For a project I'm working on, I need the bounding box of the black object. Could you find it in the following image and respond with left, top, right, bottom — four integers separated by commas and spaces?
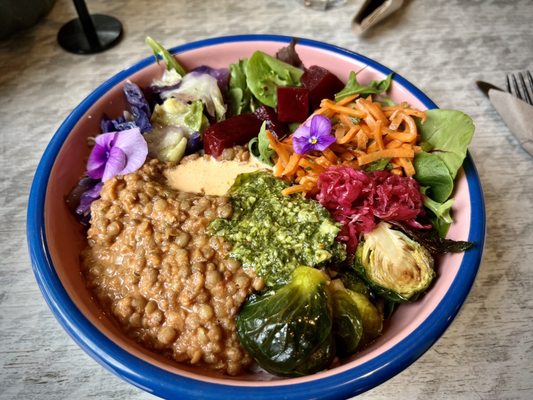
475, 80, 503, 98
57, 0, 122, 54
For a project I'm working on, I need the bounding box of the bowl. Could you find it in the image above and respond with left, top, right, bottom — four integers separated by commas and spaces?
27, 34, 485, 399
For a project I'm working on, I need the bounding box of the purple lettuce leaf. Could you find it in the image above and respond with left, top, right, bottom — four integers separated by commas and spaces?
101, 114, 137, 133
185, 131, 202, 155
124, 81, 152, 133
65, 176, 102, 226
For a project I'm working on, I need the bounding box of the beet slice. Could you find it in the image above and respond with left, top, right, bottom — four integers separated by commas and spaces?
203, 113, 262, 158
301, 66, 345, 110
276, 86, 309, 123
254, 105, 290, 140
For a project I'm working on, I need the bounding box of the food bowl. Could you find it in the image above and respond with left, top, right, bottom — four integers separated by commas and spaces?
27, 34, 485, 399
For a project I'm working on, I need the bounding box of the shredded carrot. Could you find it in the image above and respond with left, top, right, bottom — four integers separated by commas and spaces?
337, 125, 359, 145
335, 94, 359, 106
282, 153, 302, 176
373, 120, 384, 150
398, 157, 416, 176
358, 148, 415, 165
266, 95, 426, 195
321, 101, 366, 118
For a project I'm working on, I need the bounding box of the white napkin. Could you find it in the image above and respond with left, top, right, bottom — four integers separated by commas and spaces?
352, 0, 404, 34
489, 89, 533, 156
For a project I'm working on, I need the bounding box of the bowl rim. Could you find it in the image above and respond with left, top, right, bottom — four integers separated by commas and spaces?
27, 34, 486, 400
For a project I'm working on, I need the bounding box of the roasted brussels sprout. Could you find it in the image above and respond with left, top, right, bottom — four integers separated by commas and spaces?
354, 222, 435, 302
330, 288, 363, 356
340, 269, 372, 297
330, 280, 383, 355
236, 266, 334, 377
346, 290, 383, 346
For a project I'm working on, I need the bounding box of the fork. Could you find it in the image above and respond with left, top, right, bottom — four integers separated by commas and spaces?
506, 71, 533, 105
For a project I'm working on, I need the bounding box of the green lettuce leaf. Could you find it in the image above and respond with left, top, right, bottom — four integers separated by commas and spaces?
423, 193, 454, 237
335, 72, 393, 101
414, 151, 454, 203
151, 98, 207, 134
417, 109, 475, 179
228, 59, 253, 116
248, 121, 275, 166
145, 36, 187, 76
244, 51, 304, 108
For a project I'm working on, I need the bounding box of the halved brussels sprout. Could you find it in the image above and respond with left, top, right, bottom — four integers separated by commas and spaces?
236, 266, 334, 377
355, 222, 435, 302
331, 288, 363, 357
346, 290, 383, 346
330, 280, 383, 355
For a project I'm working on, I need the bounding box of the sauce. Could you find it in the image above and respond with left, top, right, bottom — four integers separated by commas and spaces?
210, 171, 346, 286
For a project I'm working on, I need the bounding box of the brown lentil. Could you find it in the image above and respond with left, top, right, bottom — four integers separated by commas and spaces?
81, 159, 259, 375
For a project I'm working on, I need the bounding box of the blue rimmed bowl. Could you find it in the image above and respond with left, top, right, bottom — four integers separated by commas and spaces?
27, 34, 485, 399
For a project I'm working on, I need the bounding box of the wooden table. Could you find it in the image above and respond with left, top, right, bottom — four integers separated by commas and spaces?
1, 0, 532, 398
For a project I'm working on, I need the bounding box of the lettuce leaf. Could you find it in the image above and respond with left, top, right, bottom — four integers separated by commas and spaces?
335, 72, 392, 101
145, 36, 187, 76
151, 98, 207, 134
416, 109, 475, 179
414, 151, 454, 203
248, 121, 275, 166
143, 125, 187, 163
228, 59, 253, 116
422, 190, 454, 237
244, 51, 304, 108
160, 72, 226, 121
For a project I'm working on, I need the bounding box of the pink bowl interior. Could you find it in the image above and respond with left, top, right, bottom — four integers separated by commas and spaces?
44, 40, 471, 386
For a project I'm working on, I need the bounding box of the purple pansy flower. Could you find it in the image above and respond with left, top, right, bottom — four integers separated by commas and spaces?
87, 127, 148, 182
292, 114, 335, 155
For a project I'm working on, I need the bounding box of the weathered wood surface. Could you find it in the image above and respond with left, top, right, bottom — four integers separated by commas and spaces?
1, 0, 532, 398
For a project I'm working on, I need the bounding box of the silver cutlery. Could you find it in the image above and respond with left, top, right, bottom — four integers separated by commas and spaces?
506, 71, 533, 105
476, 71, 533, 157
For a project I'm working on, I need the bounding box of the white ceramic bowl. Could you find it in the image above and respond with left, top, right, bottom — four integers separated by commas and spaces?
27, 34, 485, 399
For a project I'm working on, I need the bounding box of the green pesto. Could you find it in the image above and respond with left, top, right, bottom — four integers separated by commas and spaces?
210, 171, 346, 286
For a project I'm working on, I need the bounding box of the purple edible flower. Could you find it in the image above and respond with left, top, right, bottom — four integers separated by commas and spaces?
87, 127, 148, 182
292, 114, 335, 155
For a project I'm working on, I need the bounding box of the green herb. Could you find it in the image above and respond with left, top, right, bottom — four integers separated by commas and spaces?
335, 71, 393, 101
248, 122, 275, 166
364, 158, 391, 172
210, 171, 346, 286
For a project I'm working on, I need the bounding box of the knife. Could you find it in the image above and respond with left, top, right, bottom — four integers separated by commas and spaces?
476, 80, 503, 97
477, 80, 533, 157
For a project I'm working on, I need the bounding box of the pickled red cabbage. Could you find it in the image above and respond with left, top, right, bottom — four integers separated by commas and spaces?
316, 166, 427, 252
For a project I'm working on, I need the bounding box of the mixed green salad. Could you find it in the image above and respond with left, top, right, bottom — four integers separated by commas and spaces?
67, 37, 475, 377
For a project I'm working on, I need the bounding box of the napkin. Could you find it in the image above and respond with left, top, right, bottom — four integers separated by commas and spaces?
352, 0, 404, 34
489, 89, 533, 156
